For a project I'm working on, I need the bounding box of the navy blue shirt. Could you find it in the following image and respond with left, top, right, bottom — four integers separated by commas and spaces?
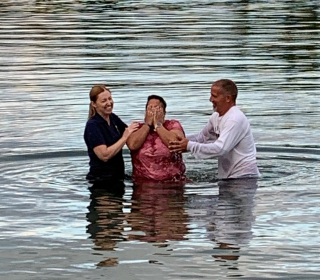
84, 113, 127, 181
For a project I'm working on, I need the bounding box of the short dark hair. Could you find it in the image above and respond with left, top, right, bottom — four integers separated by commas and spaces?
213, 79, 238, 101
146, 95, 167, 110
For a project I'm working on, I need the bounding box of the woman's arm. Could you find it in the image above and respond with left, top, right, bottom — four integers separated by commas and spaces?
94, 122, 139, 161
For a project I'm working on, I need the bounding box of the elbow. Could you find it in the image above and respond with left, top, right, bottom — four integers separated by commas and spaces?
127, 143, 139, 152
93, 145, 114, 162
214, 146, 227, 157
191, 145, 226, 159
95, 151, 112, 162
128, 147, 139, 152
127, 139, 143, 152
99, 154, 111, 162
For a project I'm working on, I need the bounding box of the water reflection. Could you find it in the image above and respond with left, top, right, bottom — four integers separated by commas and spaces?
1, 0, 320, 277
187, 178, 257, 271
86, 178, 257, 270
211, 179, 257, 265
86, 180, 126, 267
86, 180, 188, 267
127, 181, 188, 243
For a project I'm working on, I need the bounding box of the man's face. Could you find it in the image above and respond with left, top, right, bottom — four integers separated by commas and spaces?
210, 85, 229, 116
146, 99, 165, 114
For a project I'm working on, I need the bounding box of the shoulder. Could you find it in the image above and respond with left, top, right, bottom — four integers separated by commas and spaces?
225, 106, 247, 121
85, 115, 101, 128
85, 114, 107, 135
221, 107, 251, 134
164, 119, 184, 132
165, 119, 182, 127
84, 116, 104, 141
166, 119, 182, 125
111, 113, 121, 122
111, 113, 127, 127
232, 106, 246, 115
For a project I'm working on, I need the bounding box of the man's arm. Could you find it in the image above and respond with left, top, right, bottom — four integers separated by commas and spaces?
126, 123, 151, 151
127, 109, 154, 151
168, 115, 217, 153
153, 110, 185, 147
187, 120, 218, 143
186, 120, 243, 159
155, 125, 185, 147
170, 120, 243, 157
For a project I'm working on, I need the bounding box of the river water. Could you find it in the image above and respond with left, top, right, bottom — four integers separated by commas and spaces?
0, 1, 320, 279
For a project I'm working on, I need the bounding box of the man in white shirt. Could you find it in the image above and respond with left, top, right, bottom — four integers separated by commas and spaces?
169, 79, 260, 179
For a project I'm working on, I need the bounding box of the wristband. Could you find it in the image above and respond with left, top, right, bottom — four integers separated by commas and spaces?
155, 122, 162, 129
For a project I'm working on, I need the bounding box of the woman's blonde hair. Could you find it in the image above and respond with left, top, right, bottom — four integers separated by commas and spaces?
88, 84, 111, 119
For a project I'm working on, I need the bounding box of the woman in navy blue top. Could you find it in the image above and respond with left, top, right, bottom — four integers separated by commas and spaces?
84, 85, 139, 182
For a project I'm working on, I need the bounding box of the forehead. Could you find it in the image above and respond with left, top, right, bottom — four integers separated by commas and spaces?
211, 85, 223, 95
97, 90, 112, 100
147, 99, 163, 107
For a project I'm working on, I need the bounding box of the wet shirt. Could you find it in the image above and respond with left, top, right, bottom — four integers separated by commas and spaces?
187, 106, 260, 179
84, 113, 127, 181
131, 120, 186, 182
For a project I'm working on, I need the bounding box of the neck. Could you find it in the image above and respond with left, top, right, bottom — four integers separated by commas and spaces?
218, 103, 235, 116
98, 112, 110, 124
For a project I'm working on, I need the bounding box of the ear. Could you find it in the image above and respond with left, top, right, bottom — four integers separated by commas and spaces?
91, 101, 96, 108
226, 95, 232, 103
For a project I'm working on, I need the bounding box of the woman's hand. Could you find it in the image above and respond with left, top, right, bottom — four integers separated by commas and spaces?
123, 122, 140, 139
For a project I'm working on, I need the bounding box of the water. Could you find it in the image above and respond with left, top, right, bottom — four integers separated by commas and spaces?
1, 1, 320, 279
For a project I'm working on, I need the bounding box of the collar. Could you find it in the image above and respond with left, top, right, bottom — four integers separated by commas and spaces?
93, 113, 114, 124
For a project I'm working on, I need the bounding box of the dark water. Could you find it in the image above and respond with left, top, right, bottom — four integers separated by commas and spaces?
0, 1, 320, 279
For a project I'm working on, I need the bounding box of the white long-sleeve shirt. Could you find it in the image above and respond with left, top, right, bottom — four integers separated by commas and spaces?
187, 106, 260, 179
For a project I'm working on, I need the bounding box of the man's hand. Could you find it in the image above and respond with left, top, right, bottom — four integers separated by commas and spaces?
144, 109, 154, 126
152, 107, 165, 126
169, 136, 189, 153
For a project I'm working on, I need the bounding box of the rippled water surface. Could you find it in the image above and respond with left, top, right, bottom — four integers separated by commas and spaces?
1, 1, 320, 279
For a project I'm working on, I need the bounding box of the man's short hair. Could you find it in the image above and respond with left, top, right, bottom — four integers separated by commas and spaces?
146, 95, 167, 110
213, 79, 238, 101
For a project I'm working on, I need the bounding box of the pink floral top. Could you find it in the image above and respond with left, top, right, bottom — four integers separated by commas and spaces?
131, 120, 186, 182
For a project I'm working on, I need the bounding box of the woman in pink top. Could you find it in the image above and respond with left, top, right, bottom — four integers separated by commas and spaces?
127, 95, 186, 183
